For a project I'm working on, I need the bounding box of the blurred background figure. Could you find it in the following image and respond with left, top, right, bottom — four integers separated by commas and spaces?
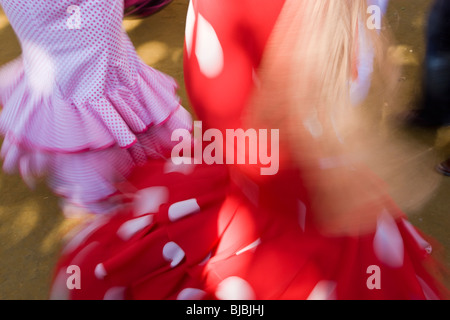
0, 0, 191, 216
403, 0, 450, 176
406, 0, 450, 128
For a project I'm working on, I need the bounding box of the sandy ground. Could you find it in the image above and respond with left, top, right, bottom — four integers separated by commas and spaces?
0, 0, 449, 299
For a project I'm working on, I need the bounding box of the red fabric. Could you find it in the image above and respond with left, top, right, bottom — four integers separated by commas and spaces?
184, 0, 285, 133
51, 159, 449, 300
50, 0, 449, 300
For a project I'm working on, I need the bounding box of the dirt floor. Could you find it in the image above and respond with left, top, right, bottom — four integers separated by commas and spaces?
0, 0, 449, 299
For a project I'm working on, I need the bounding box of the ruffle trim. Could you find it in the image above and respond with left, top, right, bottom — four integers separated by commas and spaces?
0, 58, 186, 153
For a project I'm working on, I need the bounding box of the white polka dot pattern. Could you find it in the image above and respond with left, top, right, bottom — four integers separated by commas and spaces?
194, 14, 224, 78
94, 263, 108, 280
177, 288, 207, 300
307, 280, 337, 300
373, 210, 405, 268
168, 198, 200, 222
103, 287, 126, 300
45, 0, 448, 301
0, 0, 193, 212
297, 200, 307, 231
216, 277, 256, 300
116, 214, 154, 241
134, 186, 169, 216
163, 241, 185, 268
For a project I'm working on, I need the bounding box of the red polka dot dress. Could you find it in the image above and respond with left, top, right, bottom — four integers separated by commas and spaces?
50, 0, 449, 300
0, 0, 192, 213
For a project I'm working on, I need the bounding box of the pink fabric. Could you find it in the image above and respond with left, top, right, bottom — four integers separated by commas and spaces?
124, 0, 173, 18
0, 0, 192, 212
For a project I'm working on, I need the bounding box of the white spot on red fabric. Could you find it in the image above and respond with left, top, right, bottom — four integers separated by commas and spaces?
185, 0, 196, 58
307, 280, 337, 300
177, 288, 207, 300
168, 198, 200, 222
116, 214, 154, 241
134, 186, 169, 216
104, 287, 126, 300
163, 241, 185, 267
216, 277, 256, 300
236, 238, 261, 256
195, 14, 224, 78
62, 217, 108, 254
373, 210, 405, 268
94, 263, 107, 280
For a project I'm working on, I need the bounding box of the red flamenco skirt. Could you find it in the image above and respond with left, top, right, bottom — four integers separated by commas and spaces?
50, 159, 449, 300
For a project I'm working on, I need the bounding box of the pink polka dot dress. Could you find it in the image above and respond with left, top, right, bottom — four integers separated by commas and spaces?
0, 0, 192, 212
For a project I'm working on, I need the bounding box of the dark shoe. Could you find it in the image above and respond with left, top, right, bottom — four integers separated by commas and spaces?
436, 159, 450, 177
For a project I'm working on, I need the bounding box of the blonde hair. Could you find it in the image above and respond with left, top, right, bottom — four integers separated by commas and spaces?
246, 0, 392, 158
244, 0, 441, 234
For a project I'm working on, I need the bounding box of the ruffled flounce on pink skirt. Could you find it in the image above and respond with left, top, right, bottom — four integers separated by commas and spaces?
0, 58, 193, 213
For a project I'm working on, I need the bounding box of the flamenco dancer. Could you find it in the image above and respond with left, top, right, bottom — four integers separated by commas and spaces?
50, 0, 449, 300
0, 0, 192, 215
